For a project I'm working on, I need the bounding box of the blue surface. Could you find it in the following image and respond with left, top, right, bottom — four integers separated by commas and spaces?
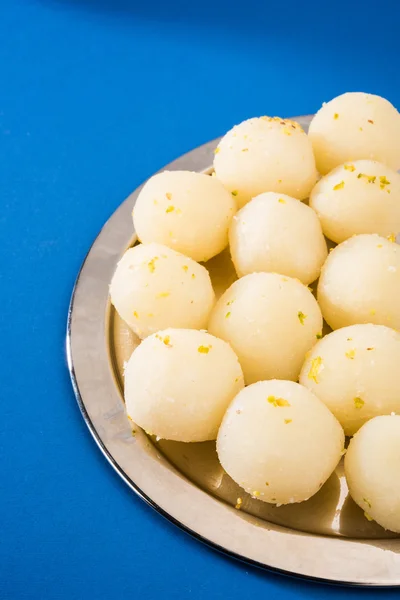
1, 0, 400, 598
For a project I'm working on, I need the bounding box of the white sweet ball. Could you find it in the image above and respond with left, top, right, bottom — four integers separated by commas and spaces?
110, 243, 215, 338
309, 92, 400, 175
217, 380, 344, 505
229, 192, 327, 284
299, 324, 400, 436
124, 329, 244, 442
317, 234, 400, 330
310, 160, 400, 244
213, 117, 317, 208
345, 415, 400, 533
208, 272, 323, 384
133, 170, 236, 262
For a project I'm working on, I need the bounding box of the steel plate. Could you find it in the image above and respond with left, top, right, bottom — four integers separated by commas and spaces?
66, 115, 400, 586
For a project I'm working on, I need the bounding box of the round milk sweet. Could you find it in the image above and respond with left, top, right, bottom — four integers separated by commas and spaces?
299, 324, 400, 435
317, 234, 400, 330
308, 93, 400, 175
309, 160, 400, 243
133, 170, 236, 262
229, 192, 327, 284
208, 272, 323, 384
110, 243, 215, 338
345, 415, 400, 533
124, 328, 244, 442
217, 380, 345, 505
213, 117, 317, 207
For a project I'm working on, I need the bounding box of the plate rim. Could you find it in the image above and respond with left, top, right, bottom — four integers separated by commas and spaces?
66, 116, 400, 587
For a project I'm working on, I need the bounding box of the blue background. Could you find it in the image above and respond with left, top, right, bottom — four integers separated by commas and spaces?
1, 0, 400, 598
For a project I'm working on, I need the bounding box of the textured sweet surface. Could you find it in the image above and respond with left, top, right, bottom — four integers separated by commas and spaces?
345, 416, 400, 533
310, 160, 400, 243
217, 380, 344, 505
214, 117, 317, 207
318, 234, 400, 330
110, 243, 215, 337
300, 324, 400, 435
133, 170, 236, 262
125, 328, 244, 442
309, 93, 400, 174
230, 192, 327, 284
208, 272, 323, 384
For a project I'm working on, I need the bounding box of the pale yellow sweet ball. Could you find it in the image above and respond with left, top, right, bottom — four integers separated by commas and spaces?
124, 328, 244, 442
310, 160, 400, 244
317, 234, 400, 330
299, 324, 400, 436
309, 92, 400, 175
133, 170, 236, 262
213, 117, 317, 208
345, 415, 400, 533
229, 192, 327, 284
110, 243, 215, 338
208, 272, 323, 384
217, 380, 344, 505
